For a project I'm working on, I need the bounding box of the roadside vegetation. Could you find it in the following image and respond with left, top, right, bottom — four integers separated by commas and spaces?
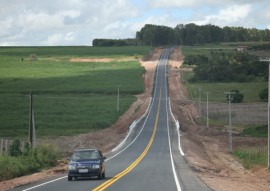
233, 147, 267, 169
181, 43, 268, 102
0, 139, 60, 181
0, 46, 151, 138
181, 43, 269, 168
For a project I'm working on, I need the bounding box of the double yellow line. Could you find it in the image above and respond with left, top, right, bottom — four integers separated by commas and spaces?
92, 90, 162, 191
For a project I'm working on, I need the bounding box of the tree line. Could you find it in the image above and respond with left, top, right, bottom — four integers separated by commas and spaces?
92, 38, 137, 46
92, 23, 270, 46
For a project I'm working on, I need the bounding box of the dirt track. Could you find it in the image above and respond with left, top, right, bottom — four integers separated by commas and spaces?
1, 47, 270, 191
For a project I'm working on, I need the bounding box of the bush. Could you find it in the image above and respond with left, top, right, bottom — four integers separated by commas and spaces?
242, 125, 267, 138
8, 139, 22, 157
226, 90, 244, 103
259, 88, 268, 102
0, 144, 60, 181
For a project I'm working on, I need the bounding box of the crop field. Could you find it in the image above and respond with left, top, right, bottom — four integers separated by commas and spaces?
0, 46, 151, 138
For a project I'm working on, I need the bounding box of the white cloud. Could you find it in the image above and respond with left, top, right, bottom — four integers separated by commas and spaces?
194, 4, 252, 26
0, 0, 269, 46
0, 17, 14, 37
148, 0, 203, 8
15, 10, 81, 31
147, 0, 262, 8
42, 32, 76, 45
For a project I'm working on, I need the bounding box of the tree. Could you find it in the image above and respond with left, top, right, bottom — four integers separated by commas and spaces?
227, 90, 244, 103
8, 139, 22, 157
259, 88, 268, 102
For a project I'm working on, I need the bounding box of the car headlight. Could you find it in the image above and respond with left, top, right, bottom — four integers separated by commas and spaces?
68, 164, 76, 170
92, 164, 100, 169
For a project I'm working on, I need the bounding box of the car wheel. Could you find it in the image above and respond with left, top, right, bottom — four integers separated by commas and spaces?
68, 176, 73, 181
98, 172, 102, 180
102, 171, 105, 179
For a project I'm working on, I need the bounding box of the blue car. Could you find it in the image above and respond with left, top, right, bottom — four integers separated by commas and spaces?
68, 149, 106, 181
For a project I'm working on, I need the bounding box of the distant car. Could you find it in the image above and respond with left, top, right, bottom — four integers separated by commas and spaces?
68, 149, 106, 181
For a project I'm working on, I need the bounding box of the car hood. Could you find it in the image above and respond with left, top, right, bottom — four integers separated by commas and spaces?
69, 159, 100, 165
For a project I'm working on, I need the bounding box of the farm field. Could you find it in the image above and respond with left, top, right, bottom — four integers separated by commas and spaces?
0, 46, 151, 138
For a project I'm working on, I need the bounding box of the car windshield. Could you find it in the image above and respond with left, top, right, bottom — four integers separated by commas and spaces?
71, 150, 101, 161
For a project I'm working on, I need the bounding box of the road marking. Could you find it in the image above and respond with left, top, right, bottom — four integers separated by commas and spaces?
22, 176, 67, 191
92, 90, 162, 191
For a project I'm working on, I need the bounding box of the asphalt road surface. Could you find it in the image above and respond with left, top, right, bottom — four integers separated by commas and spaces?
12, 49, 211, 191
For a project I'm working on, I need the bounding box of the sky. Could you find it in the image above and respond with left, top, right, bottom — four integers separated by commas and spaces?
0, 0, 269, 46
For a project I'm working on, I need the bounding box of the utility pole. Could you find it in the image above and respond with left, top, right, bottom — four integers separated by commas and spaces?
259, 57, 270, 167
29, 92, 33, 148
225, 91, 235, 153
198, 86, 202, 118
117, 85, 120, 112
206, 92, 209, 128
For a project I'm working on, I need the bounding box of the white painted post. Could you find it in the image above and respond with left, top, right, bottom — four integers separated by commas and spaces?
0, 139, 3, 156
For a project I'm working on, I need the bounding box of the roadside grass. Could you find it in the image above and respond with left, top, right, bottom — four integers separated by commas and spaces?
233, 125, 267, 168
233, 146, 267, 169
241, 125, 267, 138
0, 46, 150, 139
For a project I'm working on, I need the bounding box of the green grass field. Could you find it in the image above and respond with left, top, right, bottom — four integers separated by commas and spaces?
0, 46, 151, 138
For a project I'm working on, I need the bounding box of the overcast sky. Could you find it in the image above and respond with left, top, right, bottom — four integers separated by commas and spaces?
1, 0, 269, 46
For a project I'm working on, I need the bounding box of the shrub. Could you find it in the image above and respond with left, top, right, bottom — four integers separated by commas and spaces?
0, 144, 60, 181
259, 88, 268, 102
226, 90, 244, 103
8, 139, 22, 157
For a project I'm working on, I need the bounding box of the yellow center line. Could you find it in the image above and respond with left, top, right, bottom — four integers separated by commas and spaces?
92, 89, 162, 191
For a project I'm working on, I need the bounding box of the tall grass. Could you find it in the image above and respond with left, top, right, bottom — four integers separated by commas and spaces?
233, 146, 267, 168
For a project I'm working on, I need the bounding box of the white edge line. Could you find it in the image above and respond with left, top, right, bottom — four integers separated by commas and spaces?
169, 99, 185, 156
164, 49, 182, 191
22, 176, 67, 191
111, 97, 152, 152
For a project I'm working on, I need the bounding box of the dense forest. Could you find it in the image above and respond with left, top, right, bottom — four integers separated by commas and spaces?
92, 23, 270, 46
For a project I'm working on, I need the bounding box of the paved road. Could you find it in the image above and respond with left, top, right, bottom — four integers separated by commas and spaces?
12, 49, 211, 191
